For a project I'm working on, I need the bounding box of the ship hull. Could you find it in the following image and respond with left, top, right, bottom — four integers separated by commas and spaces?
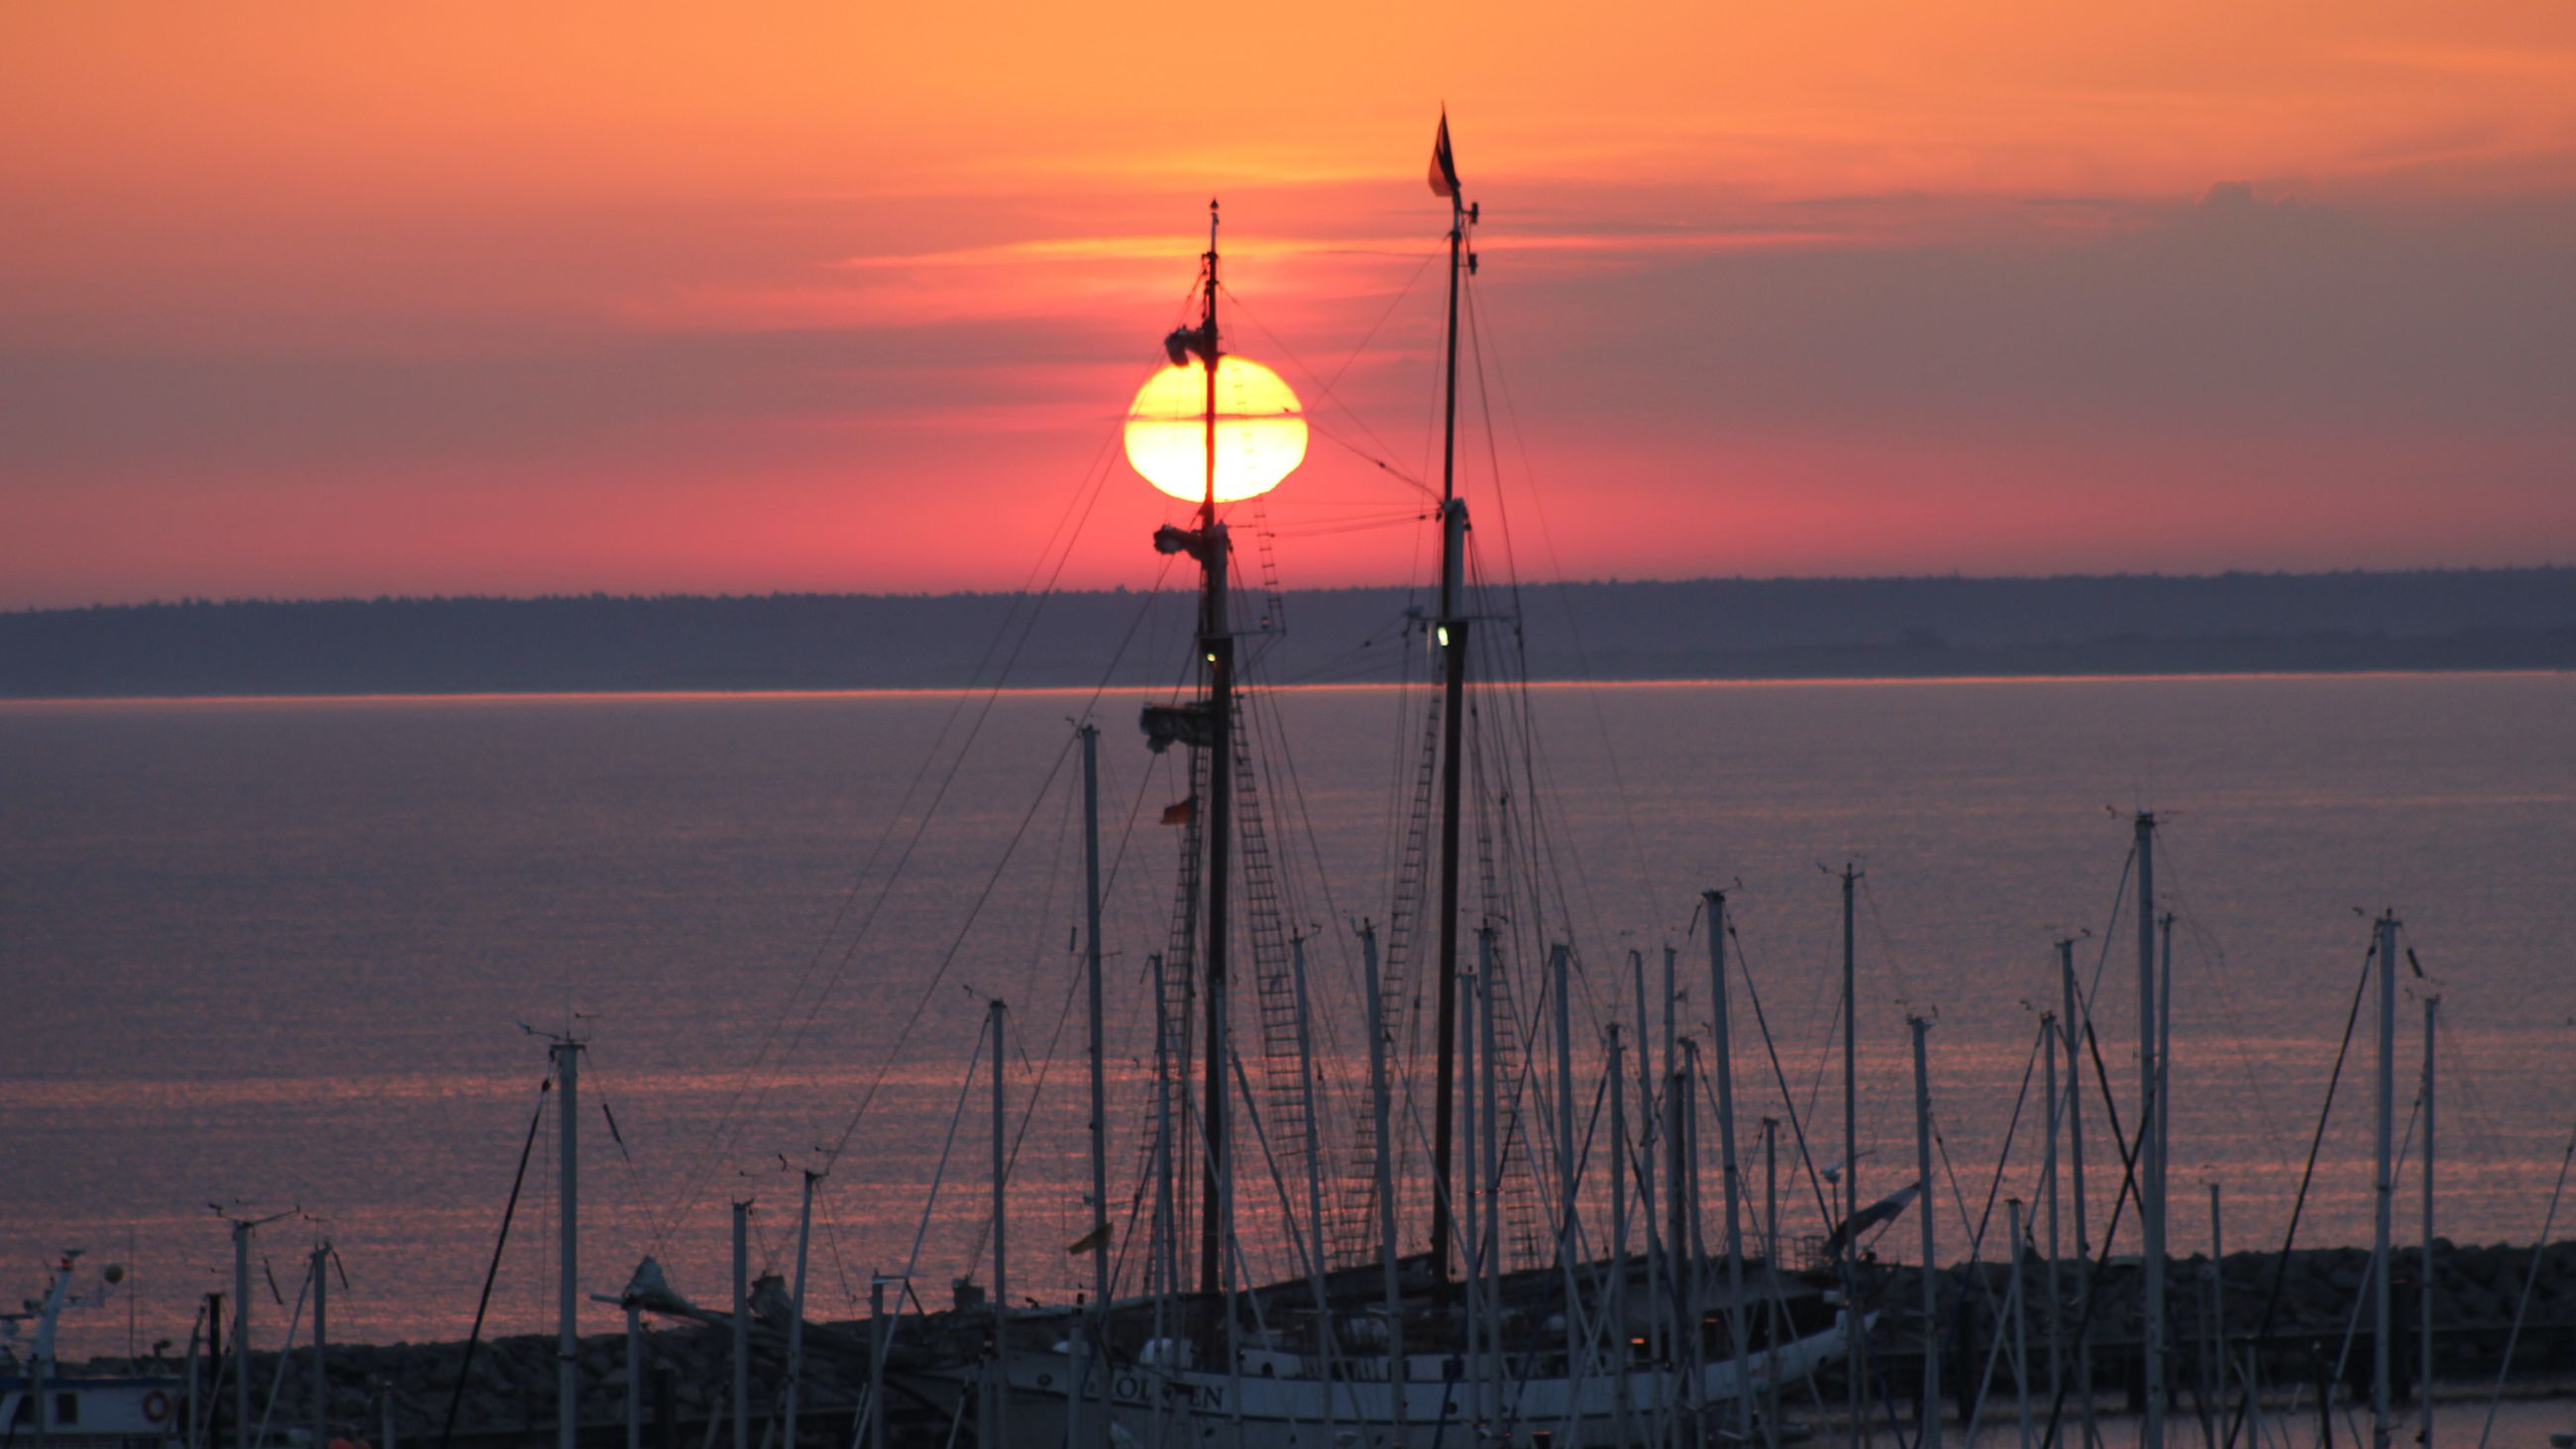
910, 1311, 1860, 1449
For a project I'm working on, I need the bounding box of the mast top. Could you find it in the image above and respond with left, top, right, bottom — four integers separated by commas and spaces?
1124, 202, 1305, 507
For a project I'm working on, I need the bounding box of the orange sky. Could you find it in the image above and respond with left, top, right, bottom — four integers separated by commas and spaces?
5, 1, 2574, 604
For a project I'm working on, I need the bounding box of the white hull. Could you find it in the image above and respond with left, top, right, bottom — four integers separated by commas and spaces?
0, 1375, 186, 1449
918, 1312, 1862, 1449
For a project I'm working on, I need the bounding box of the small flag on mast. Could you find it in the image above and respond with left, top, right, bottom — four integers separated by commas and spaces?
1429, 112, 1460, 198
1160, 796, 1197, 826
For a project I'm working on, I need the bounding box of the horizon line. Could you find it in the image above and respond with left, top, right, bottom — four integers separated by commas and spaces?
15, 560, 2576, 614
7, 668, 2568, 710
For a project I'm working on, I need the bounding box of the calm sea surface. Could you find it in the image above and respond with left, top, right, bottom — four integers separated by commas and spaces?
6, 674, 2574, 1355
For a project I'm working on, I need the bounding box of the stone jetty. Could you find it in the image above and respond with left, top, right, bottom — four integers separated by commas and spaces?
60, 1240, 2576, 1448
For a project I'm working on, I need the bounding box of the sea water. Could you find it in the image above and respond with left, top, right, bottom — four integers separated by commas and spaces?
4, 673, 2573, 1353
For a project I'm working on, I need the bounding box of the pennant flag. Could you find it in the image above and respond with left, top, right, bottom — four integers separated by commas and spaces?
1066, 1221, 1114, 1256
1429, 112, 1460, 198
1160, 796, 1197, 826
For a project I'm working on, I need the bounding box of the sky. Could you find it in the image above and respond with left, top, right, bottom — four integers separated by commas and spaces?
4, 1, 2575, 607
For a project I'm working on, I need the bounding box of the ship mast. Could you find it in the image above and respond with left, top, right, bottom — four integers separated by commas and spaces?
1426, 110, 1477, 1284
1191, 202, 1236, 1296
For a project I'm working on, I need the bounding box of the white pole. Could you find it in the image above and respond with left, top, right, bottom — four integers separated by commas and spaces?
1080, 723, 1109, 1449
1703, 889, 1752, 1444
1665, 1056, 1692, 1447
234, 1224, 252, 1449
2160, 911, 2177, 1423
2061, 939, 2095, 1449
988, 999, 1010, 1449
1148, 956, 1177, 1368
1666, 932, 1683, 1442
1664, 938, 1681, 1447
557, 1037, 583, 1449
2134, 812, 2164, 1449
2422, 992, 2439, 1449
730, 1201, 750, 1449
2041, 1012, 2063, 1422
1476, 929, 1505, 1425
1291, 933, 1334, 1318
2373, 913, 2397, 1449
1607, 1026, 1633, 1449
1359, 924, 1405, 1436
1683, 1043, 1707, 1439
1765, 1116, 1784, 1447
1550, 941, 1583, 1449
1553, 941, 1579, 1270
186, 1298, 205, 1449
867, 1277, 889, 1449
623, 1303, 641, 1449
1842, 866, 1863, 1449
1630, 949, 1663, 1380
1912, 1014, 1939, 1449
783, 1171, 815, 1449
311, 1242, 329, 1449
1359, 923, 1401, 1294
2204, 1182, 2224, 1448
1459, 964, 1483, 1424
2009, 1197, 2031, 1449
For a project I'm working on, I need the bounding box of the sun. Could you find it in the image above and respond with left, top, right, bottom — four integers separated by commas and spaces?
1123, 356, 1308, 504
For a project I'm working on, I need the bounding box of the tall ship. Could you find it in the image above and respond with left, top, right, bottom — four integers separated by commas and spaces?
878, 115, 1878, 1449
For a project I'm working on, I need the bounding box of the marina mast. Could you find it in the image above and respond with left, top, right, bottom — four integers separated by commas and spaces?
1196, 206, 1236, 1298
1426, 107, 1478, 1285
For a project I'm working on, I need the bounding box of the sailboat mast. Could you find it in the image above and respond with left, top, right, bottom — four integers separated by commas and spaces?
234, 1221, 253, 1449
1840, 863, 1863, 1449
2421, 990, 2438, 1449
784, 1170, 816, 1449
988, 998, 1010, 1449
555, 1036, 582, 1449
1704, 889, 1751, 1445
1195, 200, 1237, 1297
1079, 723, 1109, 1449
1428, 153, 1474, 1283
2136, 813, 2166, 1449
2059, 938, 2096, 1449
731, 1200, 751, 1449
1911, 1014, 1939, 1449
2373, 911, 2398, 1449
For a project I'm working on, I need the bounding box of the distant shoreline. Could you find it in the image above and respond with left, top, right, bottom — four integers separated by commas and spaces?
6, 569, 2572, 699
2, 666, 2569, 708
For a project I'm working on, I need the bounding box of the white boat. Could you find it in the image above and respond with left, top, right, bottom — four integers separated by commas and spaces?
1, 1252, 184, 1449
952, 1318, 1863, 1449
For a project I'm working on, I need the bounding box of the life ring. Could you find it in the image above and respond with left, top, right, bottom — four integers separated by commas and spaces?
142, 1390, 173, 1423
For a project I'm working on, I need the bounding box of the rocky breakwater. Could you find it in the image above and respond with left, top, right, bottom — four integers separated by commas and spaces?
1870, 1237, 2576, 1414
66, 1277, 990, 1449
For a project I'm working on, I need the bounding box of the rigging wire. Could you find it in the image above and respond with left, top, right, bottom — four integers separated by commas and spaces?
2207, 933, 2375, 1449
640, 262, 1209, 1252
1728, 919, 1840, 1234
640, 420, 1128, 1251
1462, 270, 1674, 930
1219, 278, 1439, 502
437, 1073, 553, 1449
2476, 1109, 2576, 1449
813, 731, 1082, 1172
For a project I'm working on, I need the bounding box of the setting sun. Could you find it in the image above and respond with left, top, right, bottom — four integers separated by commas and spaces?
1123, 356, 1309, 505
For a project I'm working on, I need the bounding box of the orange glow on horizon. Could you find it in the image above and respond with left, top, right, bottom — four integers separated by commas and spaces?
2, 2, 2573, 605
